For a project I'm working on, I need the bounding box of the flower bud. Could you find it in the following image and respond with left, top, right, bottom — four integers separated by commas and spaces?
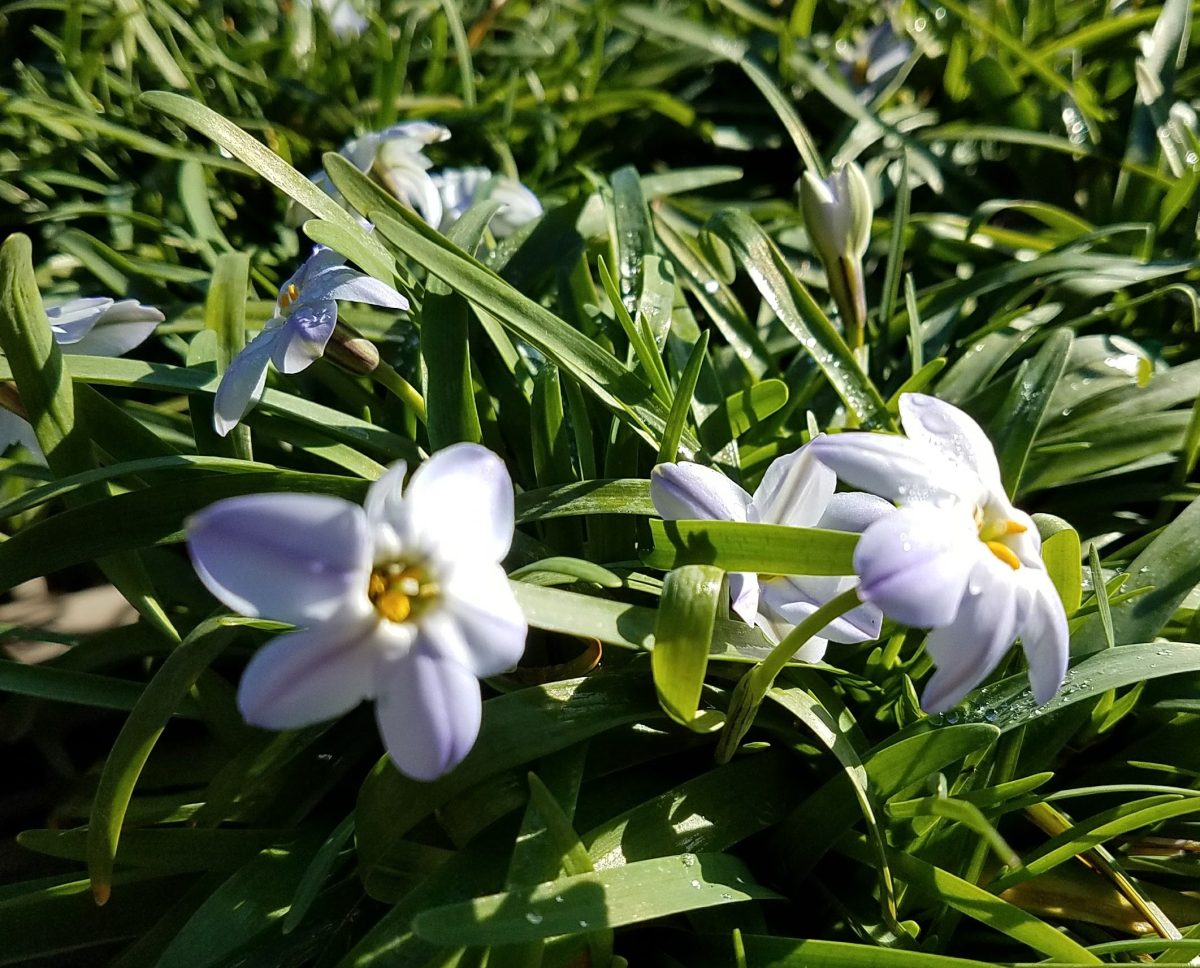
324, 320, 380, 374
799, 162, 873, 345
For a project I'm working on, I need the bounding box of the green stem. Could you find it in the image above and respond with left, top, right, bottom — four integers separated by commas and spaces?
716, 586, 864, 763
372, 362, 428, 425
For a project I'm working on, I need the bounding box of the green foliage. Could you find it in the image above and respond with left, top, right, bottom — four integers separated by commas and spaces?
5, 1, 1200, 966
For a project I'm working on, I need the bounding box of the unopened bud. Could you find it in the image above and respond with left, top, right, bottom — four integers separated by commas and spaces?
325, 321, 380, 374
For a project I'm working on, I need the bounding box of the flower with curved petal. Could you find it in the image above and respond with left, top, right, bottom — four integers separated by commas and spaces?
808, 393, 1069, 712
650, 445, 891, 661
186, 443, 527, 781
212, 246, 408, 436
1, 296, 163, 455
430, 167, 543, 237
301, 122, 450, 226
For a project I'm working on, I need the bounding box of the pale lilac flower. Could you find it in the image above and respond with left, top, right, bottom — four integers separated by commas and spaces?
808, 393, 1069, 712
303, 122, 451, 227
212, 247, 407, 436
651, 445, 890, 661
799, 162, 872, 333
1, 297, 163, 454
839, 22, 913, 103
186, 444, 527, 781
430, 167, 544, 237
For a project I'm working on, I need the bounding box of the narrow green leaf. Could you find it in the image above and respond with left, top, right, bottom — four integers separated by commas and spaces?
645, 519, 857, 575
657, 331, 708, 464
1088, 542, 1115, 649
652, 565, 726, 730
412, 852, 779, 945
996, 329, 1072, 497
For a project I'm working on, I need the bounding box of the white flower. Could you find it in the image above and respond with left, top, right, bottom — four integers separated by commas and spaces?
212, 246, 407, 436
309, 0, 369, 38
839, 22, 913, 103
799, 162, 873, 333
1, 296, 163, 455
303, 122, 451, 227
808, 393, 1069, 712
430, 167, 544, 237
651, 445, 891, 661
185, 444, 527, 781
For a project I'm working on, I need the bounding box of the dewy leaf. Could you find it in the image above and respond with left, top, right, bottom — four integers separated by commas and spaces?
141, 92, 394, 281
652, 565, 726, 730
705, 209, 893, 430
1074, 497, 1200, 654
411, 852, 779, 945
1033, 513, 1083, 616
995, 329, 1072, 498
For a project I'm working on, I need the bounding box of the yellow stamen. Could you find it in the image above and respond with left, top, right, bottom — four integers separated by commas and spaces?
1003, 519, 1027, 535
368, 562, 436, 623
986, 540, 1021, 570
280, 282, 300, 310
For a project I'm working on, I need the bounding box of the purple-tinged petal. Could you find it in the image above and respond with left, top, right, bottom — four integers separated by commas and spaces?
375, 643, 482, 781
237, 617, 380, 729
759, 576, 882, 643
187, 493, 370, 625
400, 443, 515, 564
364, 459, 409, 558
899, 393, 1003, 496
378, 161, 444, 227
0, 409, 39, 456
853, 505, 979, 628
213, 329, 277, 436
748, 444, 835, 528
62, 299, 163, 357
270, 301, 337, 374
439, 562, 528, 677
46, 297, 113, 344
751, 610, 829, 662
807, 433, 980, 508
817, 491, 895, 533
1015, 568, 1069, 705
650, 462, 751, 523
920, 555, 1021, 713
318, 268, 409, 310
728, 571, 760, 627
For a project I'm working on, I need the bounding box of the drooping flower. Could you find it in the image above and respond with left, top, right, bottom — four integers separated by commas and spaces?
212, 246, 407, 436
808, 393, 1069, 712
186, 443, 527, 781
301, 122, 450, 227
838, 22, 913, 103
651, 445, 891, 661
1, 296, 164, 454
430, 167, 544, 237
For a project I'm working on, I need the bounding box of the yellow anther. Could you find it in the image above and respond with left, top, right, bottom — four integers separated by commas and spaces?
1003, 519, 1027, 535
280, 283, 300, 310
368, 562, 436, 623
986, 540, 1021, 570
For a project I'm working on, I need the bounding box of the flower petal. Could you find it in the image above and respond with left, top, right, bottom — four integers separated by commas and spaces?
853, 505, 978, 628
650, 462, 751, 522
439, 562, 528, 676
728, 571, 760, 627
364, 459, 409, 555
0, 409, 40, 457
399, 443, 515, 563
61, 300, 163, 357
807, 432, 980, 508
751, 610, 829, 662
236, 618, 380, 729
271, 301, 338, 374
748, 444, 835, 528
817, 491, 896, 533
899, 394, 1004, 495
319, 268, 409, 310
213, 329, 276, 436
46, 297, 113, 343
187, 493, 370, 625
375, 643, 482, 781
1015, 569, 1069, 704
920, 556, 1021, 712
759, 576, 882, 643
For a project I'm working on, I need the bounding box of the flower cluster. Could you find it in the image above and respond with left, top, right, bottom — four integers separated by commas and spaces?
186, 444, 526, 781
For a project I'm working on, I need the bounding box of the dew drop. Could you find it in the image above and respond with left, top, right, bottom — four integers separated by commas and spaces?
680, 853, 696, 867
691, 879, 702, 889
579, 919, 589, 928
525, 912, 544, 925
554, 895, 565, 903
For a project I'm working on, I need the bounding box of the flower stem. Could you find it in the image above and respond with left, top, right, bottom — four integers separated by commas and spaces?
715, 586, 864, 763
372, 362, 428, 425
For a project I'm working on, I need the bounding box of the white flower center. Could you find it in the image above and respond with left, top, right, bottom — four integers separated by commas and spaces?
368, 559, 440, 623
